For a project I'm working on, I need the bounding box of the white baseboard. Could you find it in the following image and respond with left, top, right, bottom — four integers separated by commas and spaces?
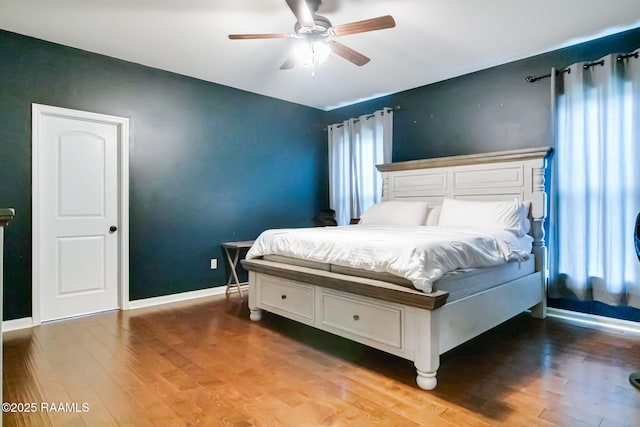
547, 307, 640, 336
2, 288, 227, 332
126, 286, 227, 310
2, 317, 34, 332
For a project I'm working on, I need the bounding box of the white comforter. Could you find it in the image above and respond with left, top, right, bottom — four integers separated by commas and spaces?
246, 225, 533, 293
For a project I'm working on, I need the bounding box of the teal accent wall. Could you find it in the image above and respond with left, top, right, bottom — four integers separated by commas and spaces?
0, 30, 327, 320
325, 27, 640, 160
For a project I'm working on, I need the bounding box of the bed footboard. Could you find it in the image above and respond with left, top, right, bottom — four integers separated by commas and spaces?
244, 260, 543, 391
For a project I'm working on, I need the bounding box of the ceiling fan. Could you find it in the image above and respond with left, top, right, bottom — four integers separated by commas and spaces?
228, 0, 396, 72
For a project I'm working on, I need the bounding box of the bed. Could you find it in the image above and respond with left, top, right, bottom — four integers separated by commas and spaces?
241, 146, 551, 390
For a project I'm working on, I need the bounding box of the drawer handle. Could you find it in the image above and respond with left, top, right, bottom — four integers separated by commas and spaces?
281, 294, 287, 300
353, 314, 359, 321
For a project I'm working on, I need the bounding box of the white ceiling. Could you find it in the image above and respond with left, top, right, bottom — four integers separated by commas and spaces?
2, 0, 640, 111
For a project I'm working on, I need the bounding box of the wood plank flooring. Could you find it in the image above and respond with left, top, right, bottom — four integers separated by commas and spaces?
4, 295, 640, 426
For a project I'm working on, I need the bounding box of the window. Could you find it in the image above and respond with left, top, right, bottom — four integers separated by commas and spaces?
327, 108, 393, 225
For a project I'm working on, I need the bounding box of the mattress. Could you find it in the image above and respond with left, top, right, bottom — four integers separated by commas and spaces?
432, 256, 535, 301
247, 225, 534, 293
262, 254, 535, 302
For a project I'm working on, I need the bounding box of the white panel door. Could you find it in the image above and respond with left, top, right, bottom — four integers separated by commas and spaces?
37, 112, 120, 321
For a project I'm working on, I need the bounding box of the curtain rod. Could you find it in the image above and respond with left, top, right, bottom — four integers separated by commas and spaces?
327, 105, 401, 130
525, 68, 570, 83
525, 51, 639, 83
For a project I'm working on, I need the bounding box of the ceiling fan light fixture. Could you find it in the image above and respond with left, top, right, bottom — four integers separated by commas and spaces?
293, 40, 331, 67
292, 42, 312, 67
312, 40, 332, 64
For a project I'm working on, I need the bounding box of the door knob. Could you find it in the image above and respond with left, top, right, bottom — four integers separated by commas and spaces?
109, 225, 118, 233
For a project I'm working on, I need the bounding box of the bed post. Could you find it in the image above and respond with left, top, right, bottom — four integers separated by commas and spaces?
414, 309, 440, 390
248, 271, 262, 321
380, 173, 390, 202
530, 155, 549, 319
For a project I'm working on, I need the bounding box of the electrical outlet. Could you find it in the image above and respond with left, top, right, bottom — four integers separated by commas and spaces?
210, 258, 217, 269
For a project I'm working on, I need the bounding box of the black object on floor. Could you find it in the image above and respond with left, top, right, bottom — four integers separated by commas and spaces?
631, 213, 640, 391
630, 372, 640, 390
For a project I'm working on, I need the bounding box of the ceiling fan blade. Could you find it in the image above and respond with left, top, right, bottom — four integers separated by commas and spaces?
228, 33, 290, 40
285, 0, 316, 27
328, 41, 370, 66
332, 15, 396, 37
280, 57, 296, 70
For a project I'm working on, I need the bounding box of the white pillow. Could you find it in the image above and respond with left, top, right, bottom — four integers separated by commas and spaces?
423, 204, 442, 226
438, 198, 530, 236
359, 201, 429, 226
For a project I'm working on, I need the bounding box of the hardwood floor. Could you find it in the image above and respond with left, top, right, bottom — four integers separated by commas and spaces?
4, 295, 640, 426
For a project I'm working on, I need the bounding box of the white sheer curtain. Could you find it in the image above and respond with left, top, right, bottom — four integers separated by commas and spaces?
549, 50, 640, 308
328, 108, 393, 225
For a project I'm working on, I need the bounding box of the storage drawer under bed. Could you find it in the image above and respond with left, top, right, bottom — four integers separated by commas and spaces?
257, 276, 315, 324
319, 291, 404, 350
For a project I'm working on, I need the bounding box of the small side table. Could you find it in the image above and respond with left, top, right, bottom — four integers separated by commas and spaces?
221, 240, 254, 297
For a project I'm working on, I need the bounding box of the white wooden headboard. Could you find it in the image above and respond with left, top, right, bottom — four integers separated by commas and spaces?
376, 147, 552, 278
